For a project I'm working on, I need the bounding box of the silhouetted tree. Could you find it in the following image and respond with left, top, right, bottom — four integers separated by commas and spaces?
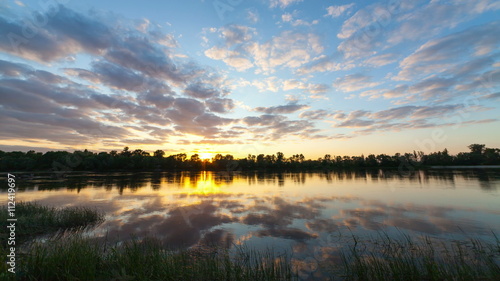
154, 150, 165, 158
1, 144, 499, 172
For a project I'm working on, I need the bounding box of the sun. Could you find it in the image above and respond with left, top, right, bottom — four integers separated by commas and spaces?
199, 152, 214, 161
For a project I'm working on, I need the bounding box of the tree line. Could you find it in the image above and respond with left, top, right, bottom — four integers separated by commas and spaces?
0, 144, 499, 172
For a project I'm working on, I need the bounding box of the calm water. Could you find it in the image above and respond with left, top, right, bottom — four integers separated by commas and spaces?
1, 169, 499, 278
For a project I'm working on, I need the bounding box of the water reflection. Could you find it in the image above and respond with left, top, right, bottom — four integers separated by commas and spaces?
4, 169, 498, 193
0, 170, 499, 275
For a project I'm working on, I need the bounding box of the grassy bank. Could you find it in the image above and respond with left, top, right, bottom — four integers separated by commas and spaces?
9, 235, 294, 281
336, 232, 500, 281
6, 232, 499, 281
0, 201, 104, 243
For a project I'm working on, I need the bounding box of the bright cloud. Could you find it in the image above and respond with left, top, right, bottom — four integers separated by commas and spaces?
325, 4, 355, 18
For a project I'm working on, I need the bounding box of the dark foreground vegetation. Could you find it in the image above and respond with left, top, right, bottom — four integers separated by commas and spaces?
0, 201, 104, 244
1, 144, 499, 172
1, 203, 499, 280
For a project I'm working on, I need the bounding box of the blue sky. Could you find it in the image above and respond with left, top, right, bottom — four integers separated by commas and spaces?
0, 0, 499, 158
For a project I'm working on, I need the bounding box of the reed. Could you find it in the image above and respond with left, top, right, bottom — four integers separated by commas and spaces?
18, 234, 295, 281
0, 201, 104, 242
338, 231, 500, 281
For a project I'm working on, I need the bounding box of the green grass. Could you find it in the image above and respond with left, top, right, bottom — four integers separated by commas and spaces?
7, 232, 499, 281
0, 201, 104, 243
12, 234, 295, 281
337, 232, 500, 281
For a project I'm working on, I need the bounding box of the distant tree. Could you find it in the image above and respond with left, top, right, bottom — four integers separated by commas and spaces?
276, 152, 284, 163
120, 147, 132, 157
1, 143, 500, 172
468, 144, 486, 154
154, 150, 165, 158
365, 154, 377, 167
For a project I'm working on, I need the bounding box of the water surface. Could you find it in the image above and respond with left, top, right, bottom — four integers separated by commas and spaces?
1, 169, 499, 278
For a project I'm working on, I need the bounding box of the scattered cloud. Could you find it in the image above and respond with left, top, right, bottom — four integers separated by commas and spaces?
364, 53, 398, 67
281, 12, 318, 26
325, 4, 355, 18
0, 1, 498, 152
254, 102, 309, 114
333, 74, 381, 92
205, 28, 324, 74
246, 9, 260, 23
270, 0, 303, 9
396, 21, 500, 81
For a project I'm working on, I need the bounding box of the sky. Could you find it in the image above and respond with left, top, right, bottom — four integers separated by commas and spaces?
0, 0, 499, 159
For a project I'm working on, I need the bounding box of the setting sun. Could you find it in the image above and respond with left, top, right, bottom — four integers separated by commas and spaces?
199, 152, 214, 161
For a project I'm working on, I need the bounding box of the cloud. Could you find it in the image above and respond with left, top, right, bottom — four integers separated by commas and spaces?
0, 59, 32, 76
184, 83, 222, 99
254, 102, 309, 114
246, 9, 259, 23
336, 1, 417, 40
296, 53, 351, 75
364, 53, 398, 67
298, 110, 333, 120
333, 74, 381, 92
203, 25, 257, 71
0, 5, 115, 62
480, 92, 500, 100
337, 119, 375, 128
331, 104, 488, 133
240, 114, 318, 141
282, 79, 330, 95
336, 1, 499, 59
411, 105, 464, 119
325, 4, 355, 18
0, 6, 265, 148
281, 13, 318, 26
397, 21, 500, 80
204, 46, 254, 71
220, 25, 256, 46
387, 0, 500, 45
270, 0, 303, 9
91, 61, 145, 91
205, 28, 324, 74
205, 98, 235, 113
371, 106, 416, 120
251, 31, 324, 73
242, 114, 286, 126
281, 13, 293, 22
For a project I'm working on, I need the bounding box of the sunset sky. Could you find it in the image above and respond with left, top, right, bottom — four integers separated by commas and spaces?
0, 0, 499, 159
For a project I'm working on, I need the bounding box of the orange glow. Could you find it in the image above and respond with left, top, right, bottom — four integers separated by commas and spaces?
199, 152, 214, 161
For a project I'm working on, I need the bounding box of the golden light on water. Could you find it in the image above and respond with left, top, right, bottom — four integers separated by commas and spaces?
182, 171, 223, 195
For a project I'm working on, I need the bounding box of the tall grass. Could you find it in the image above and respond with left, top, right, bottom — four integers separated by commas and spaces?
15, 231, 500, 280
338, 232, 500, 281
0, 202, 105, 281
0, 201, 104, 243
19, 235, 295, 281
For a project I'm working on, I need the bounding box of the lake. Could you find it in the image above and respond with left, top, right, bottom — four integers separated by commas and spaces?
1, 169, 499, 279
